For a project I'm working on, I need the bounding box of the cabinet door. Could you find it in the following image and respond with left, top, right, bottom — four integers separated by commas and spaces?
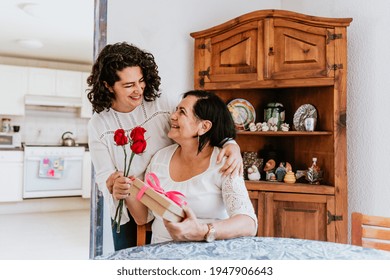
265, 18, 335, 79
194, 21, 263, 87
0, 151, 23, 202
0, 65, 27, 115
56, 70, 83, 98
247, 190, 264, 237
28, 67, 56, 96
264, 192, 336, 241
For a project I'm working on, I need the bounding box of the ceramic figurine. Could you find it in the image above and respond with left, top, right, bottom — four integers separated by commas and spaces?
269, 123, 278, 131
247, 165, 261, 181
242, 152, 263, 180
264, 102, 285, 130
248, 122, 257, 131
284, 171, 296, 184
285, 162, 292, 172
261, 122, 269, 131
256, 122, 262, 131
280, 123, 290, 131
275, 162, 287, 182
306, 157, 323, 184
263, 159, 276, 181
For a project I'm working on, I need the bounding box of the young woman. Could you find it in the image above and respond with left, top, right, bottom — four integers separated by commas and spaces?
87, 43, 243, 250
118, 90, 257, 243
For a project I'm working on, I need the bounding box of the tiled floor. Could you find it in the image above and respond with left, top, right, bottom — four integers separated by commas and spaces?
0, 209, 90, 260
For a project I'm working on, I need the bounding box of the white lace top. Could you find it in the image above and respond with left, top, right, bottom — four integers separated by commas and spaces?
145, 144, 258, 244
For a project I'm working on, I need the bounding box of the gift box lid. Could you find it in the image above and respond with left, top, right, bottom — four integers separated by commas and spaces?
131, 177, 185, 222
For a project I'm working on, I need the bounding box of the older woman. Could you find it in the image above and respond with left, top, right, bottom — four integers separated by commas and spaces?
120, 90, 257, 243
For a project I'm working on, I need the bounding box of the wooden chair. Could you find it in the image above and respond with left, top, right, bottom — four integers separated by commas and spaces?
351, 212, 390, 251
136, 222, 152, 246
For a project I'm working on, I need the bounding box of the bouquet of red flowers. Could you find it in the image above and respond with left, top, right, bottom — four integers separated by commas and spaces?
113, 126, 147, 233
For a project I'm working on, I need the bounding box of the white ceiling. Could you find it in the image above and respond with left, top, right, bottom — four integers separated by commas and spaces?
0, 0, 94, 65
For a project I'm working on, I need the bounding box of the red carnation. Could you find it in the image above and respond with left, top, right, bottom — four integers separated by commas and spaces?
114, 129, 128, 146
112, 126, 147, 233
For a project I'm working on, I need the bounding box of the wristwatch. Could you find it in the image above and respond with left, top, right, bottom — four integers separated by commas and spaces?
204, 223, 216, 242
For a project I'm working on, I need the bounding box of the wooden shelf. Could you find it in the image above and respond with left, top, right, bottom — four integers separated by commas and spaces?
237, 131, 333, 136
245, 180, 335, 195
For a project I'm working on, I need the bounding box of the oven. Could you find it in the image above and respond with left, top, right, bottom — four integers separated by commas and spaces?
23, 145, 85, 198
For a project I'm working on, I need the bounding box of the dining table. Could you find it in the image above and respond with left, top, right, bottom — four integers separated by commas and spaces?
95, 236, 390, 260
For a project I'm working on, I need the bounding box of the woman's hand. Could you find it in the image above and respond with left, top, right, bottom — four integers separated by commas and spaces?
106, 171, 123, 194
163, 206, 208, 242
217, 143, 243, 178
112, 174, 132, 200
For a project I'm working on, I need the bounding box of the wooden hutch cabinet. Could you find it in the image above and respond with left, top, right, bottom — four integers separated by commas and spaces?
190, 10, 352, 243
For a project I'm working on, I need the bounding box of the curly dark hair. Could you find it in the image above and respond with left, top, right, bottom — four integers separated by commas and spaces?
86, 42, 161, 113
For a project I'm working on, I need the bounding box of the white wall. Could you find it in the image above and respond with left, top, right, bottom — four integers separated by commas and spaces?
107, 0, 281, 105
281, 0, 390, 225
107, 0, 390, 242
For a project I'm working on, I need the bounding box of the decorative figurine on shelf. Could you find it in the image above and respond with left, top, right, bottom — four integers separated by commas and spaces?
260, 122, 270, 131
247, 165, 261, 181
248, 122, 257, 131
263, 159, 276, 181
256, 122, 262, 131
284, 171, 296, 184
280, 123, 290, 132
269, 123, 278, 131
264, 102, 285, 130
242, 151, 263, 180
306, 157, 323, 184
275, 162, 287, 182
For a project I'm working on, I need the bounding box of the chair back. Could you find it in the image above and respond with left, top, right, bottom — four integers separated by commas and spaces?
351, 212, 390, 251
137, 222, 152, 246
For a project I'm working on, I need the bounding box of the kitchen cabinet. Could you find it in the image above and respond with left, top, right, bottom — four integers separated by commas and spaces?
80, 72, 93, 118
27, 67, 84, 98
191, 10, 352, 243
0, 151, 23, 202
0, 65, 28, 115
82, 151, 91, 198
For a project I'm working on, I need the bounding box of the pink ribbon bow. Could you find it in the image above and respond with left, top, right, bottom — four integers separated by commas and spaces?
136, 172, 187, 207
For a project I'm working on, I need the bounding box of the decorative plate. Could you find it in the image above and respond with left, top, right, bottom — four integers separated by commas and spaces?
227, 98, 256, 130
293, 104, 318, 131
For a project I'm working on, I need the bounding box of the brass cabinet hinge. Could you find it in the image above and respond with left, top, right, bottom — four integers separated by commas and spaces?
198, 67, 210, 87
198, 41, 211, 51
330, 64, 343, 70
327, 211, 343, 225
327, 31, 343, 44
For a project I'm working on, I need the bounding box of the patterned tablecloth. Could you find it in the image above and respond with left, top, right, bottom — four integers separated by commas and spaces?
96, 236, 390, 260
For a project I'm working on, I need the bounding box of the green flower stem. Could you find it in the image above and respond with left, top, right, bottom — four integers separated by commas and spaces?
114, 147, 136, 233
125, 152, 135, 177
116, 199, 123, 233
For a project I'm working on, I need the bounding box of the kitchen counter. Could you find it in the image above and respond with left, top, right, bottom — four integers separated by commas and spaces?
0, 147, 23, 151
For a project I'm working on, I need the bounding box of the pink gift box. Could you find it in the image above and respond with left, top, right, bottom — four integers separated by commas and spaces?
130, 177, 185, 222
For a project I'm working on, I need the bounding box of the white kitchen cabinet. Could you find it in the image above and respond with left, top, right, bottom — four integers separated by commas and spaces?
80, 72, 93, 118
0, 151, 23, 202
0, 65, 28, 115
82, 151, 91, 198
27, 67, 84, 99
27, 67, 56, 96
55, 69, 83, 98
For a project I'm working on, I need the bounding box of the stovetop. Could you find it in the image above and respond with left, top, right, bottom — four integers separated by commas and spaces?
23, 143, 88, 148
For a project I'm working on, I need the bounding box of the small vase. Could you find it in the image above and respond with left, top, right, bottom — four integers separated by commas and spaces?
284, 171, 296, 184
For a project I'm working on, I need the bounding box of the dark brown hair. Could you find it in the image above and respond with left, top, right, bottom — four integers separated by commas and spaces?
86, 42, 161, 113
183, 90, 236, 153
